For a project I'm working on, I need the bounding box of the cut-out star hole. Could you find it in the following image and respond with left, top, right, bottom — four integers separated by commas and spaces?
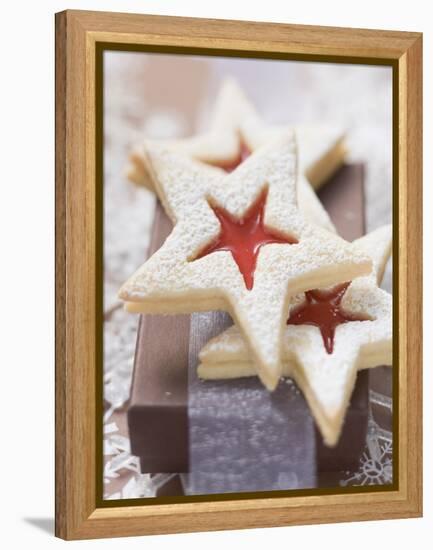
194, 188, 298, 290
287, 283, 370, 354
207, 140, 251, 173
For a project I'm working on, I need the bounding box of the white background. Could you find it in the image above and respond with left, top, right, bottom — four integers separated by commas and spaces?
0, 0, 430, 548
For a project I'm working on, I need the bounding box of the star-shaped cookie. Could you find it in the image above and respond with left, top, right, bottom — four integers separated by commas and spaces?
128, 78, 347, 233
198, 225, 392, 445
119, 135, 371, 391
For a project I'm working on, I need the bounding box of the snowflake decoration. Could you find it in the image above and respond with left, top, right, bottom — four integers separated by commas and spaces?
341, 388, 393, 487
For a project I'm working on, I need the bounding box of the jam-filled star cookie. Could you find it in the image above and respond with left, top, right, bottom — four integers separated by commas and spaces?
128, 78, 347, 232
119, 134, 371, 391
198, 225, 392, 445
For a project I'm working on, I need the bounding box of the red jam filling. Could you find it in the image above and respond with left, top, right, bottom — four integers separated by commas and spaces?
194, 189, 297, 290
287, 283, 368, 354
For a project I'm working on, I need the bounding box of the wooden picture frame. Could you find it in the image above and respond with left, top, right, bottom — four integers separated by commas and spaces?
55, 9, 422, 540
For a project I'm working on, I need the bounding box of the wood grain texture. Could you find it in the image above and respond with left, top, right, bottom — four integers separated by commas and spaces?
55, 11, 67, 538
396, 35, 423, 516
71, 9, 419, 60
55, 10, 97, 539
55, 9, 423, 540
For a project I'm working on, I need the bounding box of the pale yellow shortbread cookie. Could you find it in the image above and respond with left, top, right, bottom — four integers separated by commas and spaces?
128, 78, 347, 232
198, 225, 392, 445
119, 135, 371, 391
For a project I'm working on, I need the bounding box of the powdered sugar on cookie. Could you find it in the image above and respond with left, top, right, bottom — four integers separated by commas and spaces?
119, 135, 371, 390
198, 225, 392, 444
128, 78, 347, 233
